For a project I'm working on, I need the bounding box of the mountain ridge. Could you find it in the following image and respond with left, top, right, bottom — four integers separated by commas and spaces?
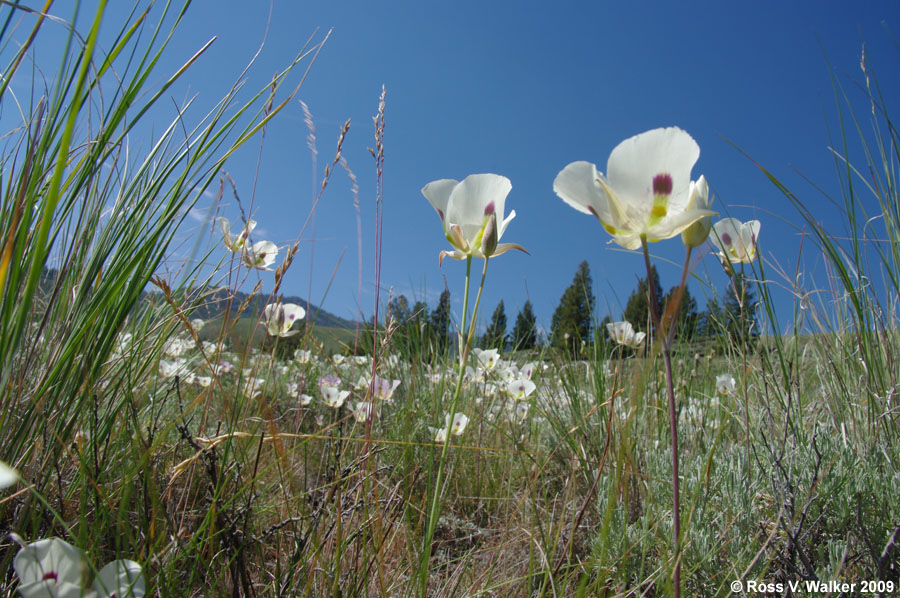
189, 287, 358, 330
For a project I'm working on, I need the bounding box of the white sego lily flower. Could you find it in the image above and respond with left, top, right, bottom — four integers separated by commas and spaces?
432, 412, 469, 442
554, 127, 716, 250
422, 173, 527, 265
471, 348, 500, 371
321, 386, 350, 408
354, 401, 374, 423
242, 240, 278, 270
710, 218, 760, 272
606, 321, 646, 348
14, 538, 89, 598
520, 362, 538, 380
13, 537, 146, 598
217, 218, 256, 253
371, 376, 401, 402
450, 412, 469, 436
431, 426, 448, 443
716, 374, 736, 396
243, 377, 265, 399
263, 303, 306, 337
507, 378, 536, 400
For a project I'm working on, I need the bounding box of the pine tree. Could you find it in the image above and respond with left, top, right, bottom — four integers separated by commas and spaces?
550, 260, 595, 355
662, 285, 700, 342
622, 264, 663, 335
482, 300, 507, 350
387, 294, 411, 325
411, 300, 429, 332
697, 296, 723, 339
430, 288, 452, 354
512, 300, 538, 351
404, 299, 430, 355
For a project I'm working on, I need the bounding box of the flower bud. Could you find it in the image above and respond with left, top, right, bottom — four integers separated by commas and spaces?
681, 176, 712, 247
481, 211, 498, 257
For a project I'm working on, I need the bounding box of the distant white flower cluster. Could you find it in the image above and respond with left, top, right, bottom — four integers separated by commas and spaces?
216, 217, 306, 338
217, 217, 278, 271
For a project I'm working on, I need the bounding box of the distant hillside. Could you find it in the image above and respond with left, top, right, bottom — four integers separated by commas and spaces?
37, 269, 356, 330
190, 287, 358, 330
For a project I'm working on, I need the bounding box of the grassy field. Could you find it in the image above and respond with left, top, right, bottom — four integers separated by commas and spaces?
1, 3, 898, 597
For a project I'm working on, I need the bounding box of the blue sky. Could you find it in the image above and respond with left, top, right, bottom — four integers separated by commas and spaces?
10, 1, 900, 335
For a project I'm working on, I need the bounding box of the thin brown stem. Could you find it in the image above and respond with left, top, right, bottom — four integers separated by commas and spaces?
665, 246, 694, 348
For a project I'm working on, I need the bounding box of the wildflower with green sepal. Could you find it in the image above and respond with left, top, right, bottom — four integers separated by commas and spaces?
554, 127, 716, 249
422, 173, 527, 265
607, 320, 647, 348
418, 172, 526, 596
242, 240, 278, 270
263, 302, 306, 337
217, 217, 256, 252
711, 217, 760, 274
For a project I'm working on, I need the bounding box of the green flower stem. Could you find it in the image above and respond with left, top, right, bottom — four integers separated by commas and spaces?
723, 264, 751, 478
464, 257, 490, 361
419, 255, 489, 597
641, 236, 681, 598
737, 263, 750, 481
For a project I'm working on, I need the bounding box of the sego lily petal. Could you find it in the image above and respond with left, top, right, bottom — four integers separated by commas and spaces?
422, 178, 457, 224
92, 560, 145, 598
554, 128, 716, 249
0, 460, 18, 489
422, 173, 526, 262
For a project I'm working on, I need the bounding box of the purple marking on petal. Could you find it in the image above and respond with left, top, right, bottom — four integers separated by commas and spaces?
587, 206, 600, 219
483, 201, 495, 216
289, 314, 295, 320
721, 233, 732, 246
437, 208, 444, 220
42, 571, 59, 583
652, 174, 673, 195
